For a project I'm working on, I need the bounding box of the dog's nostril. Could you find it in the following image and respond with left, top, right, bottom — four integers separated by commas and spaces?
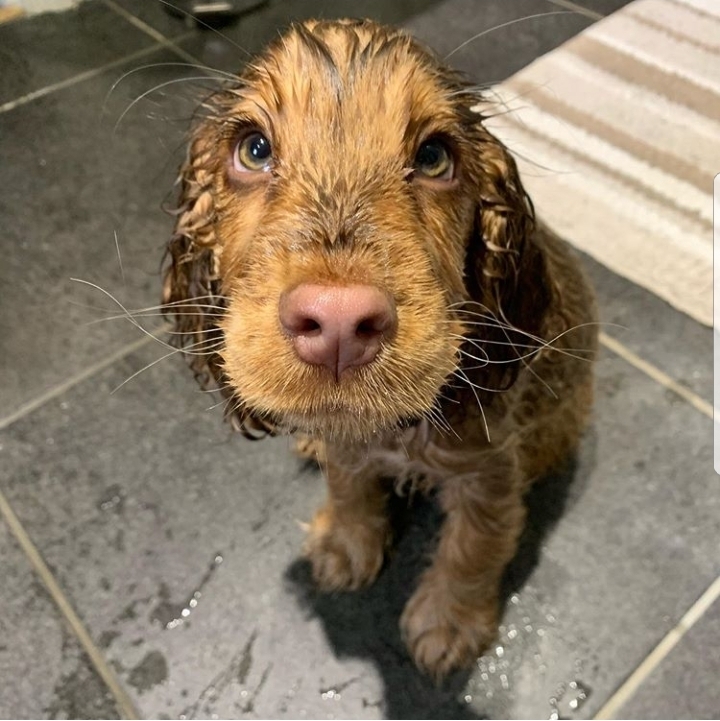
355, 316, 385, 338
296, 317, 322, 335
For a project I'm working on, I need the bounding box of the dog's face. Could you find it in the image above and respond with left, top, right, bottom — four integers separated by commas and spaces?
165, 20, 545, 441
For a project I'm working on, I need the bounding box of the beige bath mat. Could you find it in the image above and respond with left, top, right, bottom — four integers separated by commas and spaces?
481, 0, 717, 326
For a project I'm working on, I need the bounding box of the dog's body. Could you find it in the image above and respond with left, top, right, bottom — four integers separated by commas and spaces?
163, 19, 598, 676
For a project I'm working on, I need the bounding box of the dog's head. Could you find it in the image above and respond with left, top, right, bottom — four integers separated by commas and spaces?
163, 19, 550, 441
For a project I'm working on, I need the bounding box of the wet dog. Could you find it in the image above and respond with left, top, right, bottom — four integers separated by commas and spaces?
163, 19, 598, 676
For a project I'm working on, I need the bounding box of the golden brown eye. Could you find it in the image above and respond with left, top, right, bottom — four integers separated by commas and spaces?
233, 131, 272, 173
414, 138, 454, 181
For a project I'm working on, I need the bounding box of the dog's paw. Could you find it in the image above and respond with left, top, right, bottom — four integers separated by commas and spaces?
303, 505, 388, 591
401, 575, 498, 678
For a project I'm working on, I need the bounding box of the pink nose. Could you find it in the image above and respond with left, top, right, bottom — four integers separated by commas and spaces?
279, 284, 396, 380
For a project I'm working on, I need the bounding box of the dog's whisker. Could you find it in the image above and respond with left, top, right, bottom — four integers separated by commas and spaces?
433, 404, 461, 440
450, 306, 603, 364
444, 11, 576, 60
205, 393, 236, 413
456, 347, 490, 366
84, 294, 227, 324
164, 328, 224, 337
422, 404, 450, 437
457, 340, 582, 367
72, 278, 224, 358
87, 312, 221, 327
457, 333, 595, 355
113, 230, 126, 285
114, 76, 230, 133
111, 346, 183, 394
198, 384, 231, 394
453, 367, 491, 442
72, 278, 173, 346
437, 390, 460, 405
102, 61, 239, 117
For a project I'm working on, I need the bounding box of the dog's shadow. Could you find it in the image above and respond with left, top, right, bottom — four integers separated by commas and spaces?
285, 441, 593, 719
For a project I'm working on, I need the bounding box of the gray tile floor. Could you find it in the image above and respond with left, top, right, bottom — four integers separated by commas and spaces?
0, 0, 717, 718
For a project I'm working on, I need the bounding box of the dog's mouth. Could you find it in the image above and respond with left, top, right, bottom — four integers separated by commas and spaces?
240, 364, 437, 441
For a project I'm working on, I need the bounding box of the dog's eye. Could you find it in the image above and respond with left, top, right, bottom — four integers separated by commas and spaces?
233, 131, 272, 173
414, 138, 454, 181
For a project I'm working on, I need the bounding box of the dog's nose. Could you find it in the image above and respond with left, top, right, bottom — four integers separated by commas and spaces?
279, 284, 396, 379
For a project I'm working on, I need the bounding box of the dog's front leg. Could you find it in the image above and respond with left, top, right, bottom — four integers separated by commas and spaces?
304, 445, 390, 591
401, 450, 525, 677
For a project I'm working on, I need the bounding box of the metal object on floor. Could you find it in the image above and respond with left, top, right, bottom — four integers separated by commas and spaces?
162, 0, 267, 26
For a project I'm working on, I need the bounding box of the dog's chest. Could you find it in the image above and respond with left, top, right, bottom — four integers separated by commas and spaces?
365, 421, 451, 488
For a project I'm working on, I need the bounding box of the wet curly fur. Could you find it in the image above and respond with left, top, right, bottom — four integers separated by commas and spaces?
163, 19, 598, 677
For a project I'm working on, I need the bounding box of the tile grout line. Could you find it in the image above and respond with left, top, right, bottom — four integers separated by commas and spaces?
599, 332, 713, 420
0, 490, 140, 720
101, 0, 204, 65
101, 0, 176, 46
546, 0, 605, 21
0, 29, 196, 115
595, 327, 715, 718
0, 334, 153, 432
594, 574, 720, 719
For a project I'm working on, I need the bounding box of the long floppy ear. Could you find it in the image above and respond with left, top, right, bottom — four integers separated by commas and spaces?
163, 129, 222, 387
162, 127, 274, 438
463, 124, 552, 392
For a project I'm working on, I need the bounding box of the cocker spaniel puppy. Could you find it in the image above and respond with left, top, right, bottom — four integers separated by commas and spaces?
163, 19, 598, 677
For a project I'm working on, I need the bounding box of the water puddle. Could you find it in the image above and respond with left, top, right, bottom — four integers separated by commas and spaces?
462, 586, 594, 719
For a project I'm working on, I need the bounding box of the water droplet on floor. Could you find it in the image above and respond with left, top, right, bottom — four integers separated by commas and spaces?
152, 552, 225, 629
568, 680, 590, 711
548, 677, 591, 717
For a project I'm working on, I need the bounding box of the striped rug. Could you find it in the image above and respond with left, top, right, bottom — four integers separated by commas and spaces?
478, 0, 717, 326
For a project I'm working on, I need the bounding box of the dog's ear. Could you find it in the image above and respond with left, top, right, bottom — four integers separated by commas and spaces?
162, 126, 274, 438
463, 125, 552, 392
162, 129, 221, 388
